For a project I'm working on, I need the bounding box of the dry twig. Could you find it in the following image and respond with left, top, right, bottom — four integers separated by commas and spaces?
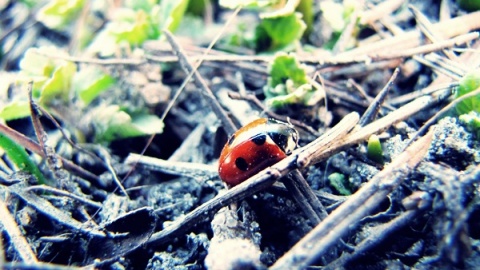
0, 197, 38, 263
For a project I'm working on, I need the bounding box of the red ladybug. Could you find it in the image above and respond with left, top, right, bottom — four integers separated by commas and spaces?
218, 118, 299, 186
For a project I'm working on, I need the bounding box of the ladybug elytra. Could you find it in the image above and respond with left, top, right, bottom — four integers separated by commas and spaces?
218, 118, 299, 186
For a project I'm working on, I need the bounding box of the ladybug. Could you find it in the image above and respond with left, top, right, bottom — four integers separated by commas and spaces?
218, 118, 299, 186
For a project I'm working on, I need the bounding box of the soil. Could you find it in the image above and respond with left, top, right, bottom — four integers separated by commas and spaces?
1, 1, 480, 269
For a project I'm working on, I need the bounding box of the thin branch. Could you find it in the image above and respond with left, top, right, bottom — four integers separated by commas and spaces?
388, 82, 457, 105
358, 67, 400, 126
28, 82, 67, 183
0, 197, 38, 263
95, 147, 129, 198
125, 154, 218, 181
409, 4, 458, 61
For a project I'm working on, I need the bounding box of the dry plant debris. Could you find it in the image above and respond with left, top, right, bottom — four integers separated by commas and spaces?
1, 1, 480, 269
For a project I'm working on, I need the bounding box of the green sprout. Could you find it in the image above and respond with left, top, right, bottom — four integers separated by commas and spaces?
367, 134, 383, 164
264, 52, 324, 108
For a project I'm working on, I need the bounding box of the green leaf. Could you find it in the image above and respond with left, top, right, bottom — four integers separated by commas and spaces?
19, 47, 73, 97
328, 172, 351, 195
18, 47, 78, 105
39, 61, 77, 105
187, 0, 209, 16
0, 132, 47, 185
455, 69, 480, 115
37, 0, 85, 30
159, 0, 190, 32
296, 0, 313, 35
258, 12, 306, 49
92, 105, 164, 143
73, 67, 115, 105
88, 7, 161, 56
0, 101, 31, 121
266, 83, 323, 108
319, 0, 361, 50
457, 0, 480, 11
264, 52, 324, 108
88, 0, 188, 56
113, 9, 155, 46
267, 52, 308, 89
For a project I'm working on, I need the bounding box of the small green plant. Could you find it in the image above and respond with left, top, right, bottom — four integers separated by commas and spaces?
367, 134, 383, 163
263, 52, 324, 108
17, 46, 114, 107
88, 105, 164, 143
220, 0, 308, 52
5, 46, 164, 144
328, 172, 351, 195
88, 0, 189, 56
0, 132, 47, 185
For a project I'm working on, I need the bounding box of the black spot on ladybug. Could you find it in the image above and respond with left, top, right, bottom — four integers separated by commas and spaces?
228, 135, 236, 146
235, 157, 249, 171
269, 132, 288, 151
251, 134, 266, 145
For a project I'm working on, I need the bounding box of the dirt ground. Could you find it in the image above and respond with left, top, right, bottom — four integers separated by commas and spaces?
1, 0, 480, 269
